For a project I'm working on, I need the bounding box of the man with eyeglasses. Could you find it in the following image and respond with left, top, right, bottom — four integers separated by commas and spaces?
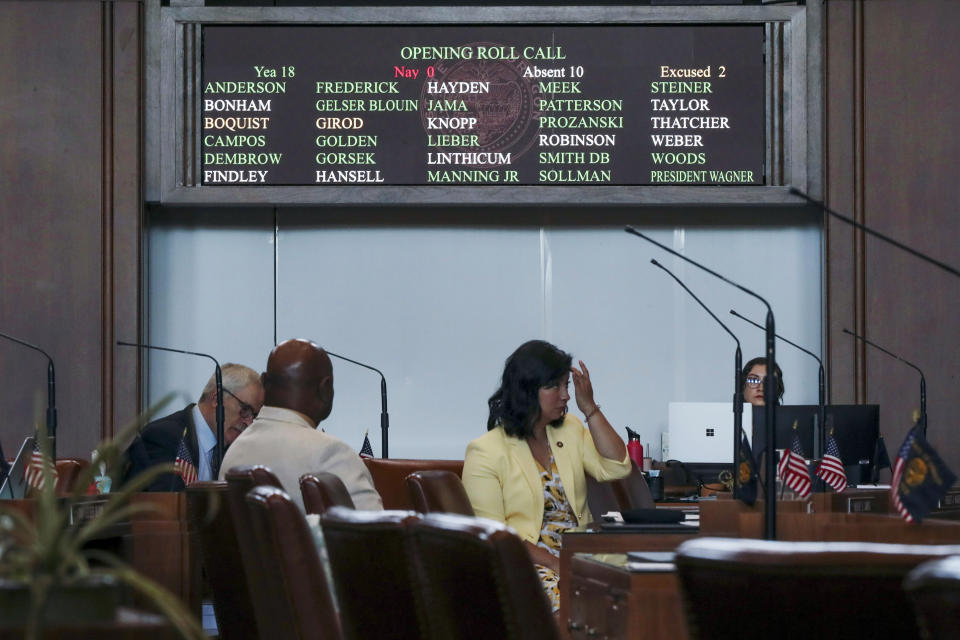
124, 362, 265, 491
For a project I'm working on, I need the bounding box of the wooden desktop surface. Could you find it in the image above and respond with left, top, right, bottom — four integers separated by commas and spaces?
0, 494, 201, 618
561, 497, 960, 640
0, 607, 178, 640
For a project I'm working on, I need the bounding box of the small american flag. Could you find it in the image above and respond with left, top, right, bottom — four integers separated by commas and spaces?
359, 431, 374, 458
174, 431, 198, 486
778, 429, 811, 499
891, 427, 917, 522
815, 431, 848, 493
24, 437, 57, 490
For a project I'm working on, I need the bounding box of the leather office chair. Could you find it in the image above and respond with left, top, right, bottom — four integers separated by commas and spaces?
404, 470, 474, 515
362, 458, 464, 509
584, 463, 655, 520
53, 457, 90, 495
245, 485, 341, 640
186, 481, 258, 640
300, 471, 355, 516
320, 506, 427, 640
904, 555, 960, 640
223, 465, 285, 637
613, 462, 656, 509
410, 512, 560, 640
675, 537, 960, 639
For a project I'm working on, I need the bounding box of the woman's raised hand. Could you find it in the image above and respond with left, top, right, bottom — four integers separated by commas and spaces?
571, 360, 597, 415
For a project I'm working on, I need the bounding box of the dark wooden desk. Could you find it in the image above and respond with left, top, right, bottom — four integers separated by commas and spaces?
3, 494, 201, 617
0, 607, 177, 640
560, 500, 960, 640
559, 528, 698, 640
566, 553, 689, 640
127, 493, 202, 615
700, 496, 960, 543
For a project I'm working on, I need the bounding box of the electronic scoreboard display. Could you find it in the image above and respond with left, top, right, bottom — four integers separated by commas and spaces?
200, 24, 765, 187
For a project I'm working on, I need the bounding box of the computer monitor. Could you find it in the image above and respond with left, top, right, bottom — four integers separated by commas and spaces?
751, 404, 880, 466
750, 405, 817, 460
826, 405, 880, 465
0, 437, 36, 500
825, 404, 880, 484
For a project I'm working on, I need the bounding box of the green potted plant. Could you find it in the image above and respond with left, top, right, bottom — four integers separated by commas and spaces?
0, 397, 205, 640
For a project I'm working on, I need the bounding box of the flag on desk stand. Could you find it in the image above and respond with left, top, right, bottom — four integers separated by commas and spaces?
736, 433, 758, 506
173, 429, 198, 486
777, 424, 812, 499
359, 431, 374, 459
815, 430, 848, 493
891, 423, 956, 523
24, 436, 58, 490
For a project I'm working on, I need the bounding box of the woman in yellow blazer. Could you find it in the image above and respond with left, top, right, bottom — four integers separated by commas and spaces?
463, 340, 630, 612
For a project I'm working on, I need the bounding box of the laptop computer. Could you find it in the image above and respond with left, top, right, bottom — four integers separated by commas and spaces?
667, 402, 738, 463
0, 437, 36, 499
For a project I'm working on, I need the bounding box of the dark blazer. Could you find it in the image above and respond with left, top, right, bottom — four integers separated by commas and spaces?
124, 405, 202, 492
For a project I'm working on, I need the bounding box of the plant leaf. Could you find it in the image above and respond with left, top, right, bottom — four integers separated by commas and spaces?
68, 393, 176, 503
84, 550, 206, 640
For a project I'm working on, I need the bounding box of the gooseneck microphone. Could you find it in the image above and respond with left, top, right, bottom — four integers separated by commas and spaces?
841, 329, 927, 437
650, 259, 747, 498
731, 309, 828, 457
790, 188, 960, 279
117, 341, 225, 468
0, 331, 57, 461
326, 351, 389, 459
625, 226, 779, 540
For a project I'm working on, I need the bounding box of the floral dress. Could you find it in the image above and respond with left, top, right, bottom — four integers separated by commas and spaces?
532, 454, 579, 613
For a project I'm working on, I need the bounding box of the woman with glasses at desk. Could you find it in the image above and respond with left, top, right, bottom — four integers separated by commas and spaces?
462, 340, 631, 614
742, 356, 785, 406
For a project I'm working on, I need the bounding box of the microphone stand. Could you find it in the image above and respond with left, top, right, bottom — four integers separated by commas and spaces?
731, 309, 827, 458
790, 188, 960, 279
650, 259, 745, 499
117, 342, 224, 469
841, 329, 927, 438
326, 351, 390, 459
0, 331, 57, 461
625, 226, 778, 540
790, 189, 954, 451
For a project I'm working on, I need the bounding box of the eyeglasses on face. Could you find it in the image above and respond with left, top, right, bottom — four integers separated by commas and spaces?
223, 387, 258, 420
745, 374, 778, 388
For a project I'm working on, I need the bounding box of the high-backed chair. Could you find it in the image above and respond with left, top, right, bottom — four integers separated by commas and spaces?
300, 471, 355, 516
904, 555, 960, 640
404, 470, 474, 516
54, 457, 90, 495
186, 481, 257, 640
613, 462, 656, 509
223, 465, 285, 636
362, 458, 463, 510
320, 506, 427, 640
675, 537, 960, 639
410, 512, 561, 640
245, 486, 341, 640
584, 463, 655, 520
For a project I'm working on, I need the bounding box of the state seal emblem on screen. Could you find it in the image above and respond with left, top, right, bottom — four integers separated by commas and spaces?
420, 43, 542, 166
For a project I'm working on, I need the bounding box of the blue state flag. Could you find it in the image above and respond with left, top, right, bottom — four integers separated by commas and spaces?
891, 425, 956, 523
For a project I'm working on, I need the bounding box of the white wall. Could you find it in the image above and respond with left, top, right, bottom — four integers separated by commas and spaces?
147, 212, 821, 461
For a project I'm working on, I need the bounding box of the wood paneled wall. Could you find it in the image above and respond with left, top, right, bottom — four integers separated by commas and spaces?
0, 1, 142, 458
826, 0, 960, 469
